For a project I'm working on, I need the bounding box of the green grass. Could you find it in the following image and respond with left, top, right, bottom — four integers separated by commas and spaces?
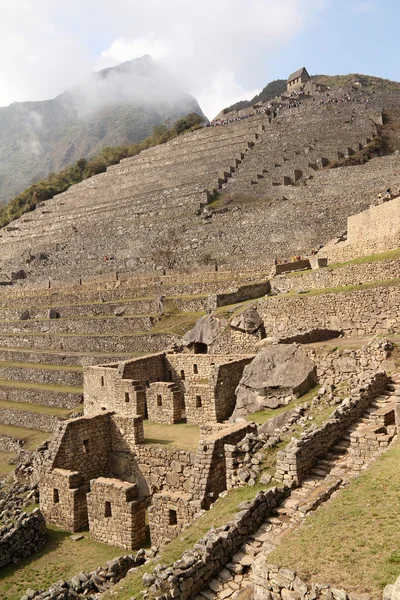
285, 248, 400, 279
150, 310, 205, 336
143, 421, 200, 451
268, 443, 400, 599
0, 451, 17, 478
102, 483, 274, 600
0, 424, 49, 450
269, 277, 400, 300
0, 313, 158, 325
0, 379, 82, 394
0, 361, 83, 372
245, 386, 319, 425
0, 399, 74, 418
0, 526, 123, 600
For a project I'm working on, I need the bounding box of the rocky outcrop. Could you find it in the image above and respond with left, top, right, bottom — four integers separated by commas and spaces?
182, 314, 222, 348
233, 344, 317, 417
230, 305, 264, 334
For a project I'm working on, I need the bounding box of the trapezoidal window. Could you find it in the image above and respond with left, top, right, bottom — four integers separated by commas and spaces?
180, 370, 185, 380
169, 509, 177, 525
125, 392, 130, 403
53, 488, 60, 503
193, 364, 198, 374
83, 439, 89, 454
196, 395, 202, 408
157, 394, 163, 407
101, 376, 105, 387
104, 501, 112, 518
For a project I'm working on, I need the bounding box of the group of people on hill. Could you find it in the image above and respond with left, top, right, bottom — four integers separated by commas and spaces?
377, 188, 398, 203
207, 107, 269, 127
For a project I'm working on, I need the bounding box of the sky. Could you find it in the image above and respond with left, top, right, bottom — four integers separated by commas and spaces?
0, 0, 399, 119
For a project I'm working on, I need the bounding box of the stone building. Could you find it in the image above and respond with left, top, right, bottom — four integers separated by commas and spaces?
83, 352, 254, 425
286, 67, 310, 92
39, 408, 255, 549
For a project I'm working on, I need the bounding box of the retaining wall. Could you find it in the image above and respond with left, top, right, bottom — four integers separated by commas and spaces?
0, 509, 46, 568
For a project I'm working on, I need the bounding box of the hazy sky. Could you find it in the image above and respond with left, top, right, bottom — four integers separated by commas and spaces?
0, 0, 399, 118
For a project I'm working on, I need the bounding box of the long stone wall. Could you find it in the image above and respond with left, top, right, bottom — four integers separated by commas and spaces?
146, 486, 287, 600
259, 283, 400, 338
273, 256, 400, 294
275, 371, 389, 485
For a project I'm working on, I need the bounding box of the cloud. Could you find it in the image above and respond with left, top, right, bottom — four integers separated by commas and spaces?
351, 1, 377, 13
0, 0, 327, 117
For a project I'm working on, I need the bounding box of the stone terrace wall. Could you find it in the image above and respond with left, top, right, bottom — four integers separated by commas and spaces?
259, 283, 400, 338
305, 339, 396, 389
327, 196, 400, 263
275, 371, 389, 485
253, 561, 350, 600
146, 487, 287, 600
207, 281, 270, 310
0, 509, 46, 568
272, 256, 400, 294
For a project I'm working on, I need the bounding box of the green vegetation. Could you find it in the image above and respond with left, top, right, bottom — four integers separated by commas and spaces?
0, 361, 82, 372
151, 310, 205, 336
0, 527, 123, 600
0, 113, 203, 229
224, 79, 287, 114
269, 443, 400, 598
0, 424, 49, 449
144, 421, 200, 451
313, 73, 400, 94
245, 386, 319, 425
0, 451, 17, 478
0, 379, 82, 394
0, 399, 73, 418
270, 277, 400, 300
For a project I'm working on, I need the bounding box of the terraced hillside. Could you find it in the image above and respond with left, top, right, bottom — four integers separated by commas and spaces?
0, 266, 269, 472
0, 99, 395, 285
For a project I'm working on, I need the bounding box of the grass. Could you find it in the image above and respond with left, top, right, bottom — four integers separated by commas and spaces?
0, 379, 82, 394
0, 313, 158, 324
268, 277, 400, 300
0, 361, 83, 372
0, 526, 123, 600
268, 443, 400, 599
285, 248, 400, 278
0, 451, 17, 478
0, 424, 49, 450
143, 421, 200, 451
0, 399, 74, 418
0, 346, 144, 358
150, 310, 205, 337
245, 386, 319, 425
102, 483, 274, 600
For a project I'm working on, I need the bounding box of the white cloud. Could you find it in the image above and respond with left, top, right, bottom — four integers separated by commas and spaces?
0, 0, 327, 117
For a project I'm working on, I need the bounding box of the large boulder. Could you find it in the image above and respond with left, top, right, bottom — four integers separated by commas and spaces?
182, 315, 221, 349
233, 344, 317, 418
230, 306, 264, 334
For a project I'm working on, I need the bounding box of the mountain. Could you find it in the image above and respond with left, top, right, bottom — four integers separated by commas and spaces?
223, 79, 287, 114
0, 55, 204, 204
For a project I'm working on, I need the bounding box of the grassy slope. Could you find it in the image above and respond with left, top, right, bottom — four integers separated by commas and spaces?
269, 443, 400, 598
0, 526, 123, 600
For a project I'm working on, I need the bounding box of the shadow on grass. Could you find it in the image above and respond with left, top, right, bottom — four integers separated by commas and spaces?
0, 527, 70, 583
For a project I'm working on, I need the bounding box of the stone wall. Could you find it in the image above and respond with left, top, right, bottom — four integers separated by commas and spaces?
0, 435, 23, 452
275, 371, 389, 485
253, 561, 350, 600
148, 491, 198, 547
87, 478, 147, 550
305, 338, 396, 389
0, 508, 46, 568
207, 281, 270, 310
191, 422, 257, 509
272, 256, 400, 294
146, 486, 287, 600
327, 196, 400, 262
0, 408, 60, 432
147, 382, 183, 424
259, 283, 400, 339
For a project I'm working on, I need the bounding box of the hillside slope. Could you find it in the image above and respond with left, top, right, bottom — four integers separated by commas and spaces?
0, 55, 204, 204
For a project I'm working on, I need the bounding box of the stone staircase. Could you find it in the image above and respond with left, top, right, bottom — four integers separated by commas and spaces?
196, 378, 398, 600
